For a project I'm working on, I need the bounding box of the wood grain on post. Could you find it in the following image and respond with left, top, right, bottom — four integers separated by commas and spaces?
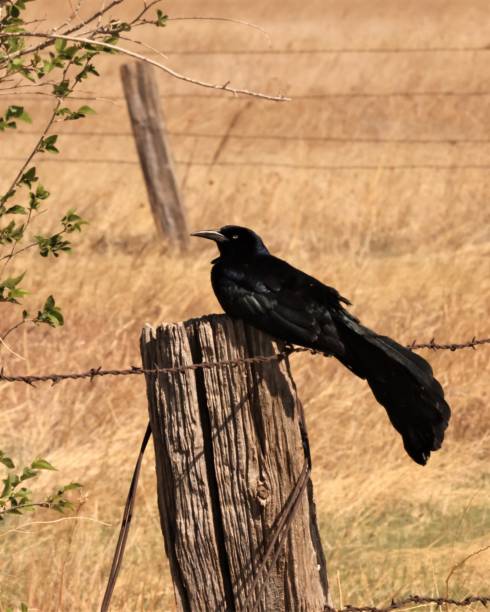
121, 62, 188, 246
141, 314, 328, 611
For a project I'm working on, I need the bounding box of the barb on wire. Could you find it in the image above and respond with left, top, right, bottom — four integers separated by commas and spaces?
0, 337, 489, 386
324, 595, 490, 612
408, 337, 489, 351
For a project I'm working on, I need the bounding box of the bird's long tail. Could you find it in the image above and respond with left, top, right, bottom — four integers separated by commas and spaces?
334, 312, 451, 465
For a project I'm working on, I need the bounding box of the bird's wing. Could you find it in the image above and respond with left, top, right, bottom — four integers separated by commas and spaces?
214, 256, 347, 354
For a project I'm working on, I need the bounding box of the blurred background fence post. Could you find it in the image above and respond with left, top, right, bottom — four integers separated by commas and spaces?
121, 62, 189, 246
140, 314, 328, 611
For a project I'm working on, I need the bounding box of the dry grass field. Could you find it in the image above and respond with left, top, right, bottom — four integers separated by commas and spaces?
1, 0, 489, 610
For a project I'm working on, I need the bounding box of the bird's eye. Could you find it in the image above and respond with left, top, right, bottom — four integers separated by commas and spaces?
232, 234, 239, 240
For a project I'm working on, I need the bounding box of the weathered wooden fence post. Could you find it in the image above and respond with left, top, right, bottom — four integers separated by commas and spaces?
121, 62, 188, 246
140, 314, 328, 611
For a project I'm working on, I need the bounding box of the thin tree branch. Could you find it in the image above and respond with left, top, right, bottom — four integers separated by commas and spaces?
51, 0, 84, 34
0, 32, 290, 101
0, 318, 27, 342
118, 34, 168, 61
0, 56, 75, 275
0, 334, 26, 360
0, 100, 60, 276
164, 16, 272, 44
127, 0, 161, 27
0, 515, 111, 538
0, 0, 125, 63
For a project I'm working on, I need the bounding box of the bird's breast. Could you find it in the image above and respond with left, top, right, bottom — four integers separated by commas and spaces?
211, 263, 266, 318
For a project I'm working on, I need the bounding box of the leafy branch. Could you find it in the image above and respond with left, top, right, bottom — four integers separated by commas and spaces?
0, 450, 82, 521
0, 0, 288, 347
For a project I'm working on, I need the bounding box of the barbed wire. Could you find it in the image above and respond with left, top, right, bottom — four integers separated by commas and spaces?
0, 337, 488, 387
407, 337, 490, 351
324, 595, 490, 612
1, 90, 490, 101
12, 129, 490, 145
2, 156, 490, 172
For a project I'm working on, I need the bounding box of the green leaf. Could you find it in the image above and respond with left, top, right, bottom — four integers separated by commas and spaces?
19, 166, 38, 188
0, 272, 28, 303
0, 220, 24, 246
2, 272, 25, 290
35, 184, 49, 199
5, 105, 30, 124
53, 79, 70, 98
34, 295, 64, 327
31, 458, 56, 471
0, 452, 15, 469
60, 104, 96, 121
100, 35, 121, 53
29, 184, 50, 211
75, 62, 99, 83
156, 9, 168, 27
2, 106, 31, 129
54, 38, 67, 53
5, 205, 26, 215
77, 105, 95, 116
18, 110, 31, 124
0, 189, 16, 205
61, 209, 88, 233
35, 233, 71, 257
38, 135, 59, 154
20, 467, 38, 481
61, 482, 82, 491
1, 474, 14, 498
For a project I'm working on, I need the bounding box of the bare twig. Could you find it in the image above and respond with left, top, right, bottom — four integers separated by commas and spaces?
118, 34, 168, 61
0, 240, 38, 263
127, 0, 161, 27
0, 515, 112, 538
0, 318, 27, 342
445, 545, 490, 598
52, 0, 84, 33
0, 32, 290, 101
0, 335, 26, 360
163, 16, 272, 44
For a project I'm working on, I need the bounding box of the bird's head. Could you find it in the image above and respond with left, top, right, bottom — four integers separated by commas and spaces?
191, 225, 269, 260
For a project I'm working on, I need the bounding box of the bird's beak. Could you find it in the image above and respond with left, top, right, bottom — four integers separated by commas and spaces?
190, 230, 228, 243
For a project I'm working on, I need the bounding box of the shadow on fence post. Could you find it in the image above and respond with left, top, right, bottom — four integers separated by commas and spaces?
140, 314, 328, 611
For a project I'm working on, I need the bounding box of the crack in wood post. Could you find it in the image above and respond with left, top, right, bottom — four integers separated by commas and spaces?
188, 326, 237, 612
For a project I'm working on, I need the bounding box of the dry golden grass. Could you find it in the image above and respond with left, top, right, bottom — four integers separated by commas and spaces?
1, 0, 489, 610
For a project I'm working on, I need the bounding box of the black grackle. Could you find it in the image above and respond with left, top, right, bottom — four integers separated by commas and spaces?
192, 225, 450, 465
